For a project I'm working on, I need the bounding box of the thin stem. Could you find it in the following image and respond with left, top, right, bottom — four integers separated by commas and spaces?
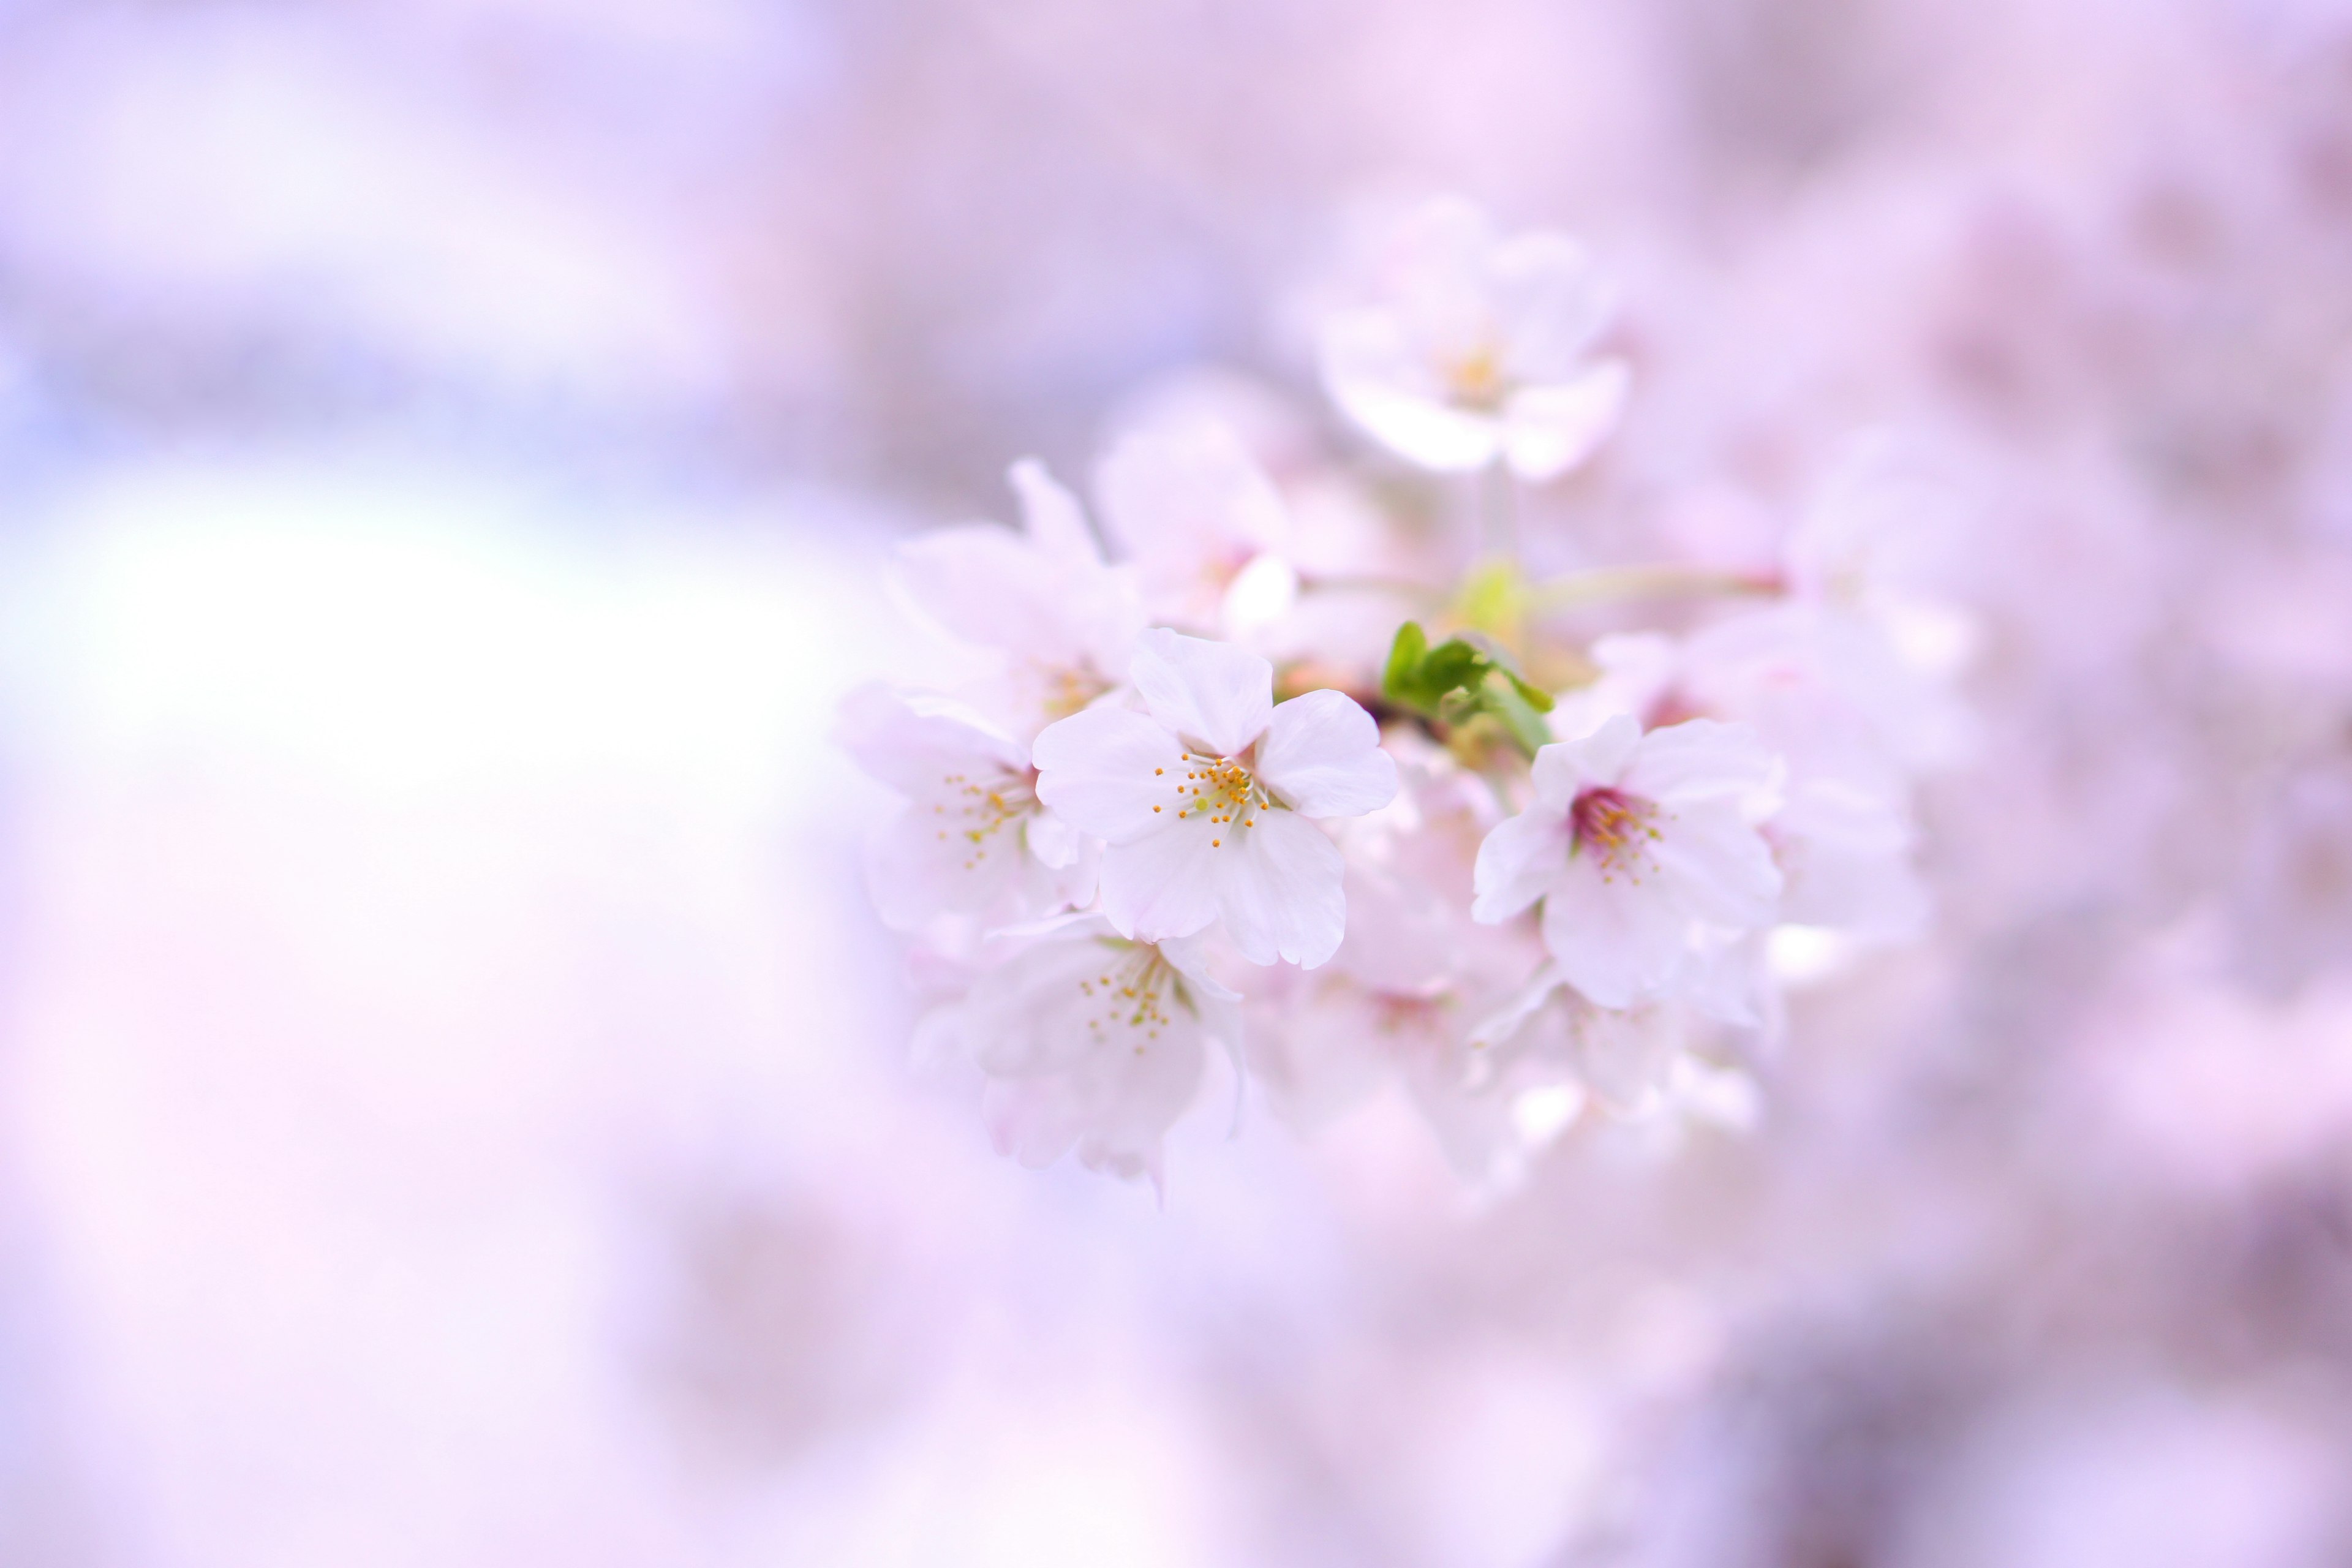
1525, 563, 1781, 612
1294, 571, 1447, 605
1481, 459, 1518, 560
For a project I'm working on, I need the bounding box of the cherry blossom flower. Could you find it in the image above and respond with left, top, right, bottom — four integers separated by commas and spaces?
1093, 420, 1300, 636
1032, 628, 1397, 967
1320, 198, 1630, 481
893, 458, 1143, 734
1472, 714, 1782, 1012
1243, 741, 1562, 1182
911, 918, 1241, 1188
1550, 630, 1930, 943
834, 684, 1095, 933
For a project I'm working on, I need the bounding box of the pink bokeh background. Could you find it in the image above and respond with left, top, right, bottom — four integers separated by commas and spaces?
2, 2, 2351, 1564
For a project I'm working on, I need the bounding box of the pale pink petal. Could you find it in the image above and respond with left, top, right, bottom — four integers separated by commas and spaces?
1648, 802, 1784, 928
1540, 856, 1691, 1009
1098, 817, 1223, 943
1471, 804, 1572, 923
863, 805, 1019, 929
1008, 456, 1099, 565
1161, 931, 1246, 1125
1574, 1005, 1682, 1115
1502, 360, 1629, 481
1465, 963, 1567, 1050
892, 527, 1076, 661
1531, 712, 1642, 807
1772, 780, 1928, 937
1095, 421, 1289, 571
1159, 932, 1243, 1006
1623, 718, 1780, 810
1491, 235, 1615, 379
835, 683, 1027, 796
1255, 689, 1398, 818
1128, 628, 1273, 757
1070, 1021, 1207, 1186
1015, 835, 1099, 919
1032, 707, 1185, 843
1214, 810, 1347, 967
1021, 804, 1086, 870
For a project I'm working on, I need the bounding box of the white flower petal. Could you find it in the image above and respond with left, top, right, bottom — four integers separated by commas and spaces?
1323, 317, 1506, 470
1219, 551, 1298, 635
1530, 712, 1642, 807
1215, 810, 1347, 967
1256, 689, 1398, 818
1128, 628, 1273, 757
1032, 707, 1183, 843
1623, 718, 1781, 811
1540, 856, 1691, 1009
1649, 802, 1784, 929
1098, 817, 1224, 943
1472, 804, 1571, 924
1502, 360, 1629, 481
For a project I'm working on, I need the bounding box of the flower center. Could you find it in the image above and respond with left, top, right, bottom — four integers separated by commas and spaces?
1166, 750, 1268, 848
1570, 786, 1661, 883
1445, 344, 1509, 411
1076, 943, 1189, 1052
933, 766, 1038, 871
1026, 660, 1111, 722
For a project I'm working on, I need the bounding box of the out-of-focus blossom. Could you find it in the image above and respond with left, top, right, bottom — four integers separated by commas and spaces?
892, 459, 1143, 736
1320, 198, 1630, 480
1033, 628, 1395, 967
2225, 747, 2352, 997
1473, 714, 1782, 1014
1469, 964, 1758, 1127
912, 918, 1240, 1188
1094, 420, 1301, 636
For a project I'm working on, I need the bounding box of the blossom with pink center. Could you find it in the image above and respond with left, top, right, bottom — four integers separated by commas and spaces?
1032, 628, 1398, 967
1472, 713, 1783, 1012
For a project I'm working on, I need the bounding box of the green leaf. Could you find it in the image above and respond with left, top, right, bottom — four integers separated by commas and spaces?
1382, 620, 1428, 704
1380, 619, 1556, 757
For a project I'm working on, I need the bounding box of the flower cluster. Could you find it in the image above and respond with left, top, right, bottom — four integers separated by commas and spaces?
842, 200, 1964, 1189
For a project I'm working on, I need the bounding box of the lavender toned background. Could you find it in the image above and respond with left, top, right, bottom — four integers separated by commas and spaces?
3, 2, 2352, 1564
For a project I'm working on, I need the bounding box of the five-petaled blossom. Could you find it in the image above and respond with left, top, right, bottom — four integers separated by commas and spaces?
1033, 628, 1398, 968
893, 458, 1142, 735
913, 918, 1242, 1189
835, 685, 1095, 933
1320, 198, 1631, 481
1472, 713, 1782, 1012
1095, 420, 1300, 636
